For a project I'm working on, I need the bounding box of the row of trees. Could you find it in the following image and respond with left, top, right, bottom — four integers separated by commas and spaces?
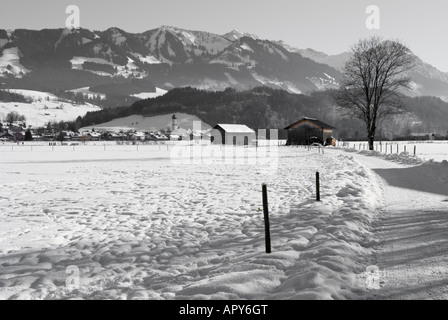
4, 111, 26, 124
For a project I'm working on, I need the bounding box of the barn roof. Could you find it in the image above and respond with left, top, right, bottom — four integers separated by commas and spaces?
284, 117, 335, 130
214, 124, 255, 134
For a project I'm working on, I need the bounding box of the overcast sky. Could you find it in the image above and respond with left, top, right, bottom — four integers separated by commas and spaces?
1, 0, 448, 71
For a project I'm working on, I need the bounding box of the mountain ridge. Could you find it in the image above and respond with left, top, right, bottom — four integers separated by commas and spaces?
1, 25, 448, 101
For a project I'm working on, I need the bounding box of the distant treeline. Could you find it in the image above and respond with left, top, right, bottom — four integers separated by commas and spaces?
0, 90, 30, 103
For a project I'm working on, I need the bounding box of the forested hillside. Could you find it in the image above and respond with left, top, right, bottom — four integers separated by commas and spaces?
78, 87, 448, 139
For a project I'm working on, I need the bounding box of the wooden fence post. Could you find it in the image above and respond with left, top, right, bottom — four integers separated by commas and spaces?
262, 184, 271, 254
414, 145, 416, 156
316, 172, 321, 202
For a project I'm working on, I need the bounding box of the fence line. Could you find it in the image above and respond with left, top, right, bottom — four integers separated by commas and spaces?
338, 141, 424, 156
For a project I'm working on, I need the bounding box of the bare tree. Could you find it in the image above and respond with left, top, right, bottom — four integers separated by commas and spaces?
335, 37, 416, 150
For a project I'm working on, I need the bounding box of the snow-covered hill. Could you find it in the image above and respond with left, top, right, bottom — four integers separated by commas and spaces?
80, 112, 210, 132
0, 47, 30, 78
0, 89, 101, 127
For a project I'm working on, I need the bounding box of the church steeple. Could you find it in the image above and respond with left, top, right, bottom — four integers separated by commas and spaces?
172, 114, 178, 131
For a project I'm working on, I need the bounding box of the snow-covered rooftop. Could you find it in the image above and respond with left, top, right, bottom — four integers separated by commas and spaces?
215, 124, 255, 133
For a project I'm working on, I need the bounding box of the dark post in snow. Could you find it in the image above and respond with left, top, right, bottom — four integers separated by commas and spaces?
262, 183, 271, 254
316, 172, 321, 202
414, 145, 416, 156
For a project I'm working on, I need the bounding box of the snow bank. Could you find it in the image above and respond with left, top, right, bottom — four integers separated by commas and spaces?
0, 147, 382, 300
344, 148, 425, 166
343, 141, 448, 162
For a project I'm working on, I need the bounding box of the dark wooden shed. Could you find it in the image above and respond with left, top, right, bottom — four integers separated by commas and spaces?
284, 117, 335, 145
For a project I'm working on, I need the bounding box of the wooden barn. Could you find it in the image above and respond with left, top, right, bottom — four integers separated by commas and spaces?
212, 124, 256, 145
284, 117, 335, 146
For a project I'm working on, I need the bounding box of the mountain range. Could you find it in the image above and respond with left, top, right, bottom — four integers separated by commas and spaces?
2, 25, 447, 101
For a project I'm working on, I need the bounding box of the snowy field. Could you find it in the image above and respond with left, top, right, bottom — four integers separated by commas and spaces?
342, 141, 448, 162
0, 146, 383, 300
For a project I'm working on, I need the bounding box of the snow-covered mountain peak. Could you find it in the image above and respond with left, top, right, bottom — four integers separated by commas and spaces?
273, 40, 302, 54
223, 30, 259, 41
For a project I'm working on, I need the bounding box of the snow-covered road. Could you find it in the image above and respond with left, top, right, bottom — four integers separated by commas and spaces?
332, 149, 448, 299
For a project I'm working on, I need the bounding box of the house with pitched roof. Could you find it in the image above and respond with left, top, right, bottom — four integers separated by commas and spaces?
212, 124, 256, 145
